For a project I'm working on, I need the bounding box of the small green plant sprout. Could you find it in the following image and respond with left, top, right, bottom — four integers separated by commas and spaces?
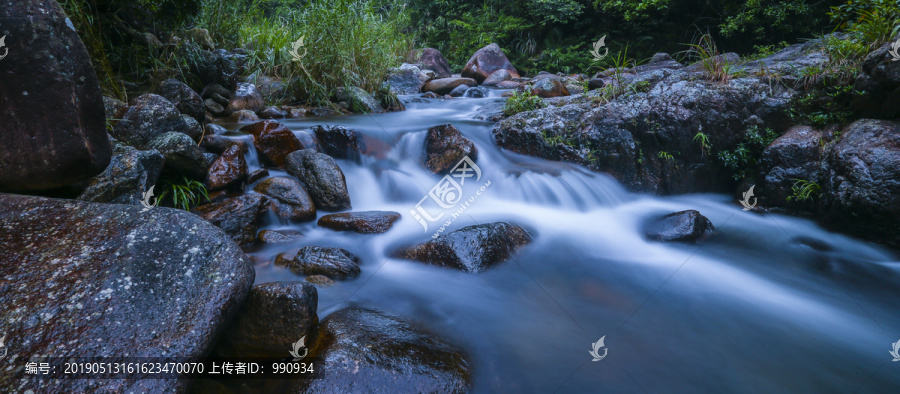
160, 176, 210, 211
693, 127, 711, 156
787, 179, 821, 202
658, 151, 675, 161
503, 90, 546, 116
686, 33, 733, 83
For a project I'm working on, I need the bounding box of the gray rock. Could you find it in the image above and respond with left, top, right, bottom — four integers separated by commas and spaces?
758, 126, 825, 206
462, 43, 520, 84
0, 193, 254, 392
393, 222, 533, 273
292, 307, 471, 393
413, 48, 452, 78
259, 106, 287, 119
103, 96, 126, 121
318, 211, 401, 234
253, 176, 317, 221
482, 69, 513, 86
156, 79, 205, 123
181, 114, 203, 140
147, 132, 210, 179
281, 246, 361, 279
228, 109, 260, 123
449, 84, 470, 97
285, 149, 352, 211
78, 141, 164, 204
112, 93, 188, 149
312, 125, 366, 161
256, 229, 303, 244
645, 210, 715, 242
424, 123, 478, 174
386, 63, 432, 95
851, 41, 900, 119
226, 82, 264, 114
334, 86, 383, 113
193, 194, 270, 245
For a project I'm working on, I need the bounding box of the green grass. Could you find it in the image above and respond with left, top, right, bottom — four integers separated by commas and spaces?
693, 131, 711, 156
160, 176, 210, 210
685, 33, 735, 83
787, 179, 821, 202
503, 90, 546, 116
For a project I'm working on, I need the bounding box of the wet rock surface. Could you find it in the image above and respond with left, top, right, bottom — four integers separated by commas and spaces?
280, 246, 361, 279
241, 120, 303, 168
226, 82, 264, 114
424, 123, 478, 174
645, 210, 715, 243
214, 281, 317, 357
194, 194, 270, 245
112, 94, 188, 149
253, 176, 317, 221
206, 144, 248, 191
256, 229, 303, 244
462, 43, 520, 84
0, 0, 112, 192
285, 149, 352, 211
394, 222, 533, 273
312, 125, 366, 161
147, 131, 210, 179
78, 140, 164, 204
318, 211, 401, 234
156, 79, 205, 123
423, 77, 478, 95
0, 193, 254, 392
293, 307, 471, 393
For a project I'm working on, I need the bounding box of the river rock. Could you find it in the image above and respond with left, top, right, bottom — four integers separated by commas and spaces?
334, 86, 383, 113
147, 132, 210, 179
207, 144, 248, 191
758, 126, 825, 206
78, 141, 164, 205
103, 96, 127, 121
306, 275, 335, 286
483, 69, 513, 86
821, 119, 900, 247
292, 307, 471, 393
0, 0, 112, 192
194, 194, 270, 245
257, 229, 303, 244
449, 84, 470, 97
281, 246, 361, 279
461, 43, 520, 84
214, 282, 317, 357
412, 48, 452, 78
386, 63, 433, 94
530, 75, 570, 98
394, 222, 533, 273
204, 98, 226, 117
253, 176, 317, 221
285, 149, 352, 211
423, 77, 477, 96
200, 134, 246, 155
644, 210, 715, 242
226, 82, 264, 114
241, 120, 303, 168
425, 123, 478, 174
259, 106, 287, 119
180, 114, 203, 141
112, 94, 188, 149
851, 41, 900, 119
318, 211, 401, 233
312, 125, 366, 161
184, 27, 215, 50
156, 79, 205, 123
0, 193, 254, 392
229, 109, 260, 123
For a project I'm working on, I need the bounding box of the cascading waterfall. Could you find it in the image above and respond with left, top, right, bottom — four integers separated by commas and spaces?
224, 93, 900, 393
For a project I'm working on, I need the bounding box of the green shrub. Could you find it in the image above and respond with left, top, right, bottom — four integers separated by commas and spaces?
787, 179, 822, 202
159, 176, 209, 210
503, 90, 546, 116
718, 126, 780, 180
829, 0, 900, 45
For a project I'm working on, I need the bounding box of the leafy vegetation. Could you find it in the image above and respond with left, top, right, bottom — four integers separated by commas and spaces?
718, 126, 780, 181
693, 131, 711, 156
787, 179, 822, 202
503, 90, 546, 116
159, 176, 210, 211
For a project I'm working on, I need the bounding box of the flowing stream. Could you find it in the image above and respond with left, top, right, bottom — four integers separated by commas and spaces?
221, 91, 900, 392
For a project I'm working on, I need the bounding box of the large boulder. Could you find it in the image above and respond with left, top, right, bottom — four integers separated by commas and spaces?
424, 124, 478, 174
214, 281, 317, 357
112, 94, 188, 149
293, 307, 471, 393
386, 63, 434, 95
280, 246, 361, 279
312, 125, 366, 161
206, 144, 248, 191
820, 119, 900, 247
241, 120, 303, 168
285, 149, 352, 211
318, 211, 401, 234
253, 176, 317, 221
482, 69, 513, 86
147, 132, 210, 179
530, 74, 570, 98
644, 210, 715, 243
850, 41, 900, 119
226, 82, 264, 114
78, 140, 164, 204
393, 222, 533, 273
0, 193, 254, 392
758, 126, 825, 206
461, 43, 520, 84
156, 79, 205, 123
194, 194, 270, 246
411, 48, 452, 78
422, 77, 477, 96
0, 0, 111, 192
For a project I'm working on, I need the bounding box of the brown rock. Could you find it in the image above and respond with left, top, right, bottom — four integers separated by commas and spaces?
318, 211, 401, 234
424, 124, 478, 174
422, 77, 477, 96
461, 43, 520, 84
241, 120, 302, 168
194, 194, 270, 245
206, 145, 248, 191
256, 229, 303, 244
394, 222, 532, 273
253, 177, 317, 221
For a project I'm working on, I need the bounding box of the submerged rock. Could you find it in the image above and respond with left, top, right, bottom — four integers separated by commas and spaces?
318, 211, 401, 234
293, 307, 471, 393
306, 275, 335, 286
194, 194, 270, 246
461, 43, 520, 84
280, 246, 361, 279
285, 149, 352, 211
0, 193, 253, 392
214, 281, 317, 357
241, 120, 303, 168
644, 210, 715, 242
78, 141, 164, 204
424, 123, 478, 174
253, 176, 317, 221
394, 222, 533, 273
0, 0, 111, 192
